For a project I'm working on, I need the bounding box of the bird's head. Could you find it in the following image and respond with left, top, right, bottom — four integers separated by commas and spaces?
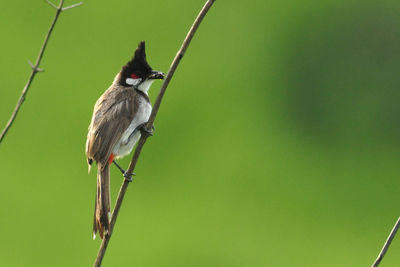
119, 41, 164, 93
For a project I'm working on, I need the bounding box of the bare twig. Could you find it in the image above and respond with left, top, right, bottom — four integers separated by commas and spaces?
372, 216, 400, 267
45, 0, 58, 9
62, 2, 83, 11
0, 0, 83, 144
93, 0, 216, 266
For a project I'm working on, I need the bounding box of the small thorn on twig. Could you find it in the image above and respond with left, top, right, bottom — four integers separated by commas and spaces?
62, 2, 83, 11
27, 60, 34, 69
45, 0, 58, 9
28, 60, 44, 72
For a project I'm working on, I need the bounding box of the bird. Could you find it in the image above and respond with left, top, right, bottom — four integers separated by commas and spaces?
86, 41, 164, 239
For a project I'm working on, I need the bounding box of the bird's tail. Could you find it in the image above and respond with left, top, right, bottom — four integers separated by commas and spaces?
93, 162, 110, 239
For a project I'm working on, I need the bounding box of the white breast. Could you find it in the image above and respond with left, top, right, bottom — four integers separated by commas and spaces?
112, 96, 152, 158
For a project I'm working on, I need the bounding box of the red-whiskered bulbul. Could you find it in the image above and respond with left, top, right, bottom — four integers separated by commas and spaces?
86, 41, 164, 239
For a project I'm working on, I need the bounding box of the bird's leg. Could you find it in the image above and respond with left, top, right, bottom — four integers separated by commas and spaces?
112, 160, 125, 174
112, 160, 135, 182
139, 123, 155, 137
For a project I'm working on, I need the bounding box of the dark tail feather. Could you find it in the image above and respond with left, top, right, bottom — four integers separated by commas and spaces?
93, 162, 110, 239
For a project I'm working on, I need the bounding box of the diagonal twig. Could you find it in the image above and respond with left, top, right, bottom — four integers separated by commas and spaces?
62, 2, 83, 11
0, 0, 83, 144
28, 60, 44, 72
45, 0, 58, 9
93, 0, 216, 266
372, 216, 400, 267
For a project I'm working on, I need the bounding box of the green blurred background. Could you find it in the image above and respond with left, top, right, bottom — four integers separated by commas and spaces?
1, 0, 400, 266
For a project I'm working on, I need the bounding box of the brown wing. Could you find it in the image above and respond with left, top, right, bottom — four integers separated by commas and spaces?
86, 84, 137, 165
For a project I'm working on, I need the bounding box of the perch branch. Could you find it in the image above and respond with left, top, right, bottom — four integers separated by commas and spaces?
0, 0, 83, 144
93, 0, 216, 266
372, 216, 400, 267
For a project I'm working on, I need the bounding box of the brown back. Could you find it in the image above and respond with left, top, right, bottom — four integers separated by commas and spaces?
86, 82, 139, 166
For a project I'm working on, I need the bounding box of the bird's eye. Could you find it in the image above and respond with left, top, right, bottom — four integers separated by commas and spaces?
130, 73, 139, 79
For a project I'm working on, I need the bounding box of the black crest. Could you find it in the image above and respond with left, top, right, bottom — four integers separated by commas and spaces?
119, 41, 153, 85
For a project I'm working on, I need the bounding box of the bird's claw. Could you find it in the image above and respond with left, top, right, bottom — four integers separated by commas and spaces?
139, 123, 154, 136
113, 160, 135, 181
123, 172, 135, 182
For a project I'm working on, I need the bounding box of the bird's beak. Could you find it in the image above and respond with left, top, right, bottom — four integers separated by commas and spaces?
149, 70, 165, 80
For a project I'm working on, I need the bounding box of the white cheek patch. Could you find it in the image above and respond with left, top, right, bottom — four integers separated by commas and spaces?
125, 78, 141, 86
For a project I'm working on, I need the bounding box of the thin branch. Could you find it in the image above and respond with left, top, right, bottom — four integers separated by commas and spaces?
372, 216, 400, 267
93, 0, 216, 266
0, 0, 83, 144
45, 0, 58, 9
62, 2, 83, 11
28, 60, 44, 72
